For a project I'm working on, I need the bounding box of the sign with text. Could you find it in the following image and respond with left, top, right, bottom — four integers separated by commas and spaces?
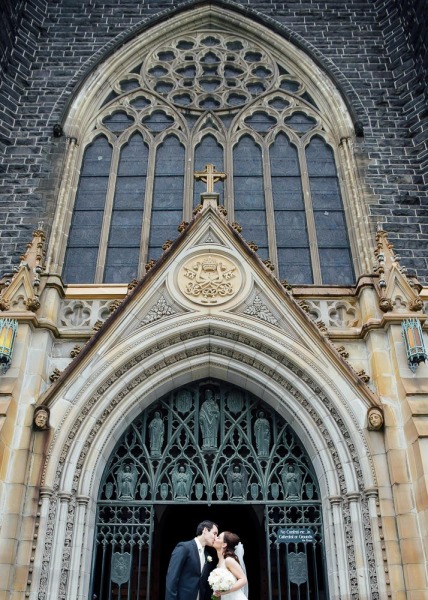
277, 528, 315, 544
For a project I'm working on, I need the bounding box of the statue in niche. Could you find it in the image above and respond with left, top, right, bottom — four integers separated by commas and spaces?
171, 464, 193, 500
227, 463, 248, 500
367, 406, 384, 431
117, 464, 138, 500
254, 410, 270, 458
199, 388, 220, 449
281, 464, 302, 500
148, 411, 164, 457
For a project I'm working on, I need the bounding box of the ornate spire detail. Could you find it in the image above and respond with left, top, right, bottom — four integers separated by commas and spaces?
0, 225, 46, 313
373, 226, 423, 314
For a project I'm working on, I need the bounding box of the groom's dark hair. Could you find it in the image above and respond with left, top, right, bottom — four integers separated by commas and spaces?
196, 520, 218, 535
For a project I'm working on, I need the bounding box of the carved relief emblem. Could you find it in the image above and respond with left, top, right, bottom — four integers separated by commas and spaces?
178, 253, 241, 305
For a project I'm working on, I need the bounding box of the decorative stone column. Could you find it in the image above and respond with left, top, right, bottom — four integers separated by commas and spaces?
29, 486, 54, 600
329, 495, 351, 599
47, 491, 73, 600
66, 495, 90, 600
347, 491, 371, 599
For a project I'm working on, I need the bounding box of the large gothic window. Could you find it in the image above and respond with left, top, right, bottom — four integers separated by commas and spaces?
63, 31, 354, 285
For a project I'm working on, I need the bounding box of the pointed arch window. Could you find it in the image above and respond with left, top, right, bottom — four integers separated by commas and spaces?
62, 29, 356, 285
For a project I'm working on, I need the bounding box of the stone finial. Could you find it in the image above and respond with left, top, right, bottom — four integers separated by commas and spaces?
0, 226, 46, 313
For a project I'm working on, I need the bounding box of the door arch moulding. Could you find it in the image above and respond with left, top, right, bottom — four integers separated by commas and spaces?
32, 327, 384, 600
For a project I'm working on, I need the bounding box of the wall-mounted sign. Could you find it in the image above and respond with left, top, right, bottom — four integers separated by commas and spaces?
277, 528, 315, 544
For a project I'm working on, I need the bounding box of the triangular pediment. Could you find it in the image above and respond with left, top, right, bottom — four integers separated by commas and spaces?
41, 202, 378, 409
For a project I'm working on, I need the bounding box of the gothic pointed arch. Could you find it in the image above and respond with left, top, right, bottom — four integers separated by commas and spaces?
46, 3, 373, 284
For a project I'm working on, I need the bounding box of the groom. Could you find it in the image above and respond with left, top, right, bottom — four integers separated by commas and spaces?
165, 519, 218, 600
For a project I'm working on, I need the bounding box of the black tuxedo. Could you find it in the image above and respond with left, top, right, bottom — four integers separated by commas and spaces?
165, 539, 215, 600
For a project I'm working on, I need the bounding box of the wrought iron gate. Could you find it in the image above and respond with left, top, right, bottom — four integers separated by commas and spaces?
90, 380, 328, 599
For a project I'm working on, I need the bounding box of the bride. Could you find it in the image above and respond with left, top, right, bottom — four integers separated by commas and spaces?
212, 531, 248, 599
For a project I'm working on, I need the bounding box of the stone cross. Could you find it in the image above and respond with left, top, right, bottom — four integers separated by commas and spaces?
194, 163, 226, 193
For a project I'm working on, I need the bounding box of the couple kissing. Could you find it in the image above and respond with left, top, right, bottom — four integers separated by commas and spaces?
165, 520, 248, 600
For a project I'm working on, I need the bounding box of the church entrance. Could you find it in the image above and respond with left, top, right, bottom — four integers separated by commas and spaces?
90, 380, 328, 600
152, 504, 265, 599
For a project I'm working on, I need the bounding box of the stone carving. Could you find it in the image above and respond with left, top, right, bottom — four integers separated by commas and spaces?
226, 389, 243, 414
303, 299, 361, 328
148, 411, 164, 457
254, 410, 270, 458
60, 301, 91, 327
281, 464, 302, 499
60, 299, 114, 330
33, 406, 50, 430
244, 295, 278, 326
179, 253, 240, 305
70, 345, 81, 358
171, 464, 193, 500
117, 464, 138, 499
227, 463, 248, 500
142, 296, 176, 325
367, 407, 384, 431
143, 33, 276, 112
49, 368, 61, 382
199, 388, 220, 449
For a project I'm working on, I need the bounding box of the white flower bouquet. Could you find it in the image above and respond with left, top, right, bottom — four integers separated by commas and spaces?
208, 567, 235, 598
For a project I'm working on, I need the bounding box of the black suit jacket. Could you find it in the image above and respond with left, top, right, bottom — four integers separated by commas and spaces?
165, 539, 212, 600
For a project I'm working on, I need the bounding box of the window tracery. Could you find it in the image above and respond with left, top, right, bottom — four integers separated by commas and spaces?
63, 30, 354, 285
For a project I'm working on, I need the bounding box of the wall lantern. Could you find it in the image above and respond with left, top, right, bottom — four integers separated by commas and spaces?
401, 318, 428, 373
0, 318, 18, 373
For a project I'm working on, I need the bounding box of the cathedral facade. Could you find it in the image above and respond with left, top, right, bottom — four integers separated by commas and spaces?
0, 1, 427, 599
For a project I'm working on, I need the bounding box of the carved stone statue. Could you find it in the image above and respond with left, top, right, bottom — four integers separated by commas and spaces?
367, 407, 384, 431
254, 410, 270, 458
281, 464, 302, 500
148, 411, 164, 457
226, 463, 248, 500
171, 464, 193, 500
33, 406, 50, 430
199, 388, 220, 449
117, 464, 138, 500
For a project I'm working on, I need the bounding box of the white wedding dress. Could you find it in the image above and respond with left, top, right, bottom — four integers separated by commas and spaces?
216, 564, 248, 600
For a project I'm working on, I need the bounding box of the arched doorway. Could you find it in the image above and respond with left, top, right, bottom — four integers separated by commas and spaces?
90, 379, 328, 599
152, 504, 265, 599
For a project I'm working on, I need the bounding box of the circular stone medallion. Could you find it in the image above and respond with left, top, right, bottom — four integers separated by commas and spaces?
177, 253, 242, 305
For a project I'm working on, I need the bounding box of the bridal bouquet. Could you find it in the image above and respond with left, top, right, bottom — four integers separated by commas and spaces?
208, 567, 235, 598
